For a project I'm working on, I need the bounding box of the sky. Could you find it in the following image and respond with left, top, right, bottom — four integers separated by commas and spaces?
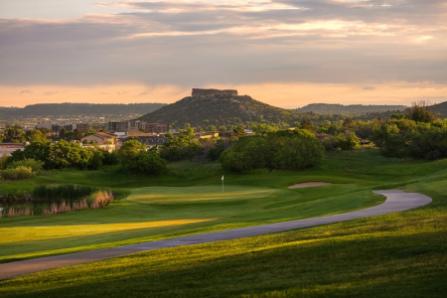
0, 0, 446, 108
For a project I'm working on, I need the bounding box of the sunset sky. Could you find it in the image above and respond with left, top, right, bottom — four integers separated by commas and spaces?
0, 0, 446, 108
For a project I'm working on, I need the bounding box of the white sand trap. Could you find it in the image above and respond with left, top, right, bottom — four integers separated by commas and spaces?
288, 182, 331, 189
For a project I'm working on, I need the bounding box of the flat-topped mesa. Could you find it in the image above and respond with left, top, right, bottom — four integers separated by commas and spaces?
191, 88, 238, 98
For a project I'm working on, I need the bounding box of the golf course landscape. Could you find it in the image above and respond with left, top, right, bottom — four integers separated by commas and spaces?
0, 150, 446, 297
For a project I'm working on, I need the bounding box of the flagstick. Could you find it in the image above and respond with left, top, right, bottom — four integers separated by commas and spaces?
221, 175, 225, 193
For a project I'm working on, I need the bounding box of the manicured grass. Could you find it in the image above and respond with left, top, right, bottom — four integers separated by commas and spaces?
0, 162, 382, 262
1, 150, 447, 297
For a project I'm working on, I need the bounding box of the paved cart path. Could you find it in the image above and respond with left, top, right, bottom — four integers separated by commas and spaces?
0, 189, 432, 280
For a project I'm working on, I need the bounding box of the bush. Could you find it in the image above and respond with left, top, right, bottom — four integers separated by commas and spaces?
8, 158, 43, 173
323, 132, 360, 151
1, 166, 34, 180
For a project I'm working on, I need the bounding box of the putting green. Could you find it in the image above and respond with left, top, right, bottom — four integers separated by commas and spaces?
128, 185, 277, 204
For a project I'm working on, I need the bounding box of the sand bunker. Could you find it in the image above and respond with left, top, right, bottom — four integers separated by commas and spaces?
288, 182, 331, 189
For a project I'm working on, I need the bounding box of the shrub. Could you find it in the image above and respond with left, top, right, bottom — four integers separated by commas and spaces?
8, 158, 43, 173
323, 132, 360, 151
1, 166, 34, 180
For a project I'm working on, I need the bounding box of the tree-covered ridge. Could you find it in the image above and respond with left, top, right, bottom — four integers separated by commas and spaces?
139, 94, 297, 127
428, 100, 447, 117
297, 103, 406, 116
0, 103, 166, 118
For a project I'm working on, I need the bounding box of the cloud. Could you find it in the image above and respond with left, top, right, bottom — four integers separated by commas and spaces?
0, 0, 446, 90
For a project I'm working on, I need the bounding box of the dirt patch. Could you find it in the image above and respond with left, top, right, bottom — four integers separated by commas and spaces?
288, 182, 331, 189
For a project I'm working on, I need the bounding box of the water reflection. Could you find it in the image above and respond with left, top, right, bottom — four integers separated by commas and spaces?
0, 191, 113, 218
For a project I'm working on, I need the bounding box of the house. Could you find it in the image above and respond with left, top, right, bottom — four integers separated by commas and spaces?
0, 143, 26, 157
81, 132, 117, 152
140, 123, 168, 134
196, 132, 219, 140
124, 131, 168, 147
115, 130, 168, 148
107, 120, 168, 134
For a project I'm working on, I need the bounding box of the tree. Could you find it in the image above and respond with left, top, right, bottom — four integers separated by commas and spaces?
3, 125, 26, 143
26, 129, 48, 143
9, 141, 50, 166
406, 102, 436, 123
161, 129, 203, 161
118, 140, 147, 162
372, 118, 447, 160
220, 136, 270, 172
269, 129, 324, 170
252, 123, 279, 136
118, 140, 167, 175
220, 129, 323, 173
46, 140, 94, 169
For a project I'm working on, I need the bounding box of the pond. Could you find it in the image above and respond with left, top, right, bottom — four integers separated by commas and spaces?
0, 190, 113, 218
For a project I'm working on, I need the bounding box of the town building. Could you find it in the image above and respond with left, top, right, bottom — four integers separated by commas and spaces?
107, 121, 129, 133
0, 143, 25, 157
75, 123, 90, 132
107, 120, 168, 134
81, 131, 117, 152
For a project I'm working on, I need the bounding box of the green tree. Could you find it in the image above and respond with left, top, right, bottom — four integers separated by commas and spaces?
220, 136, 270, 172
220, 129, 323, 173
26, 129, 48, 143
406, 103, 436, 123
3, 125, 26, 143
118, 140, 166, 175
161, 129, 203, 161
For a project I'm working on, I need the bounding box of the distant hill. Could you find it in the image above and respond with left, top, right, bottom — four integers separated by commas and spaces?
428, 101, 447, 117
0, 103, 166, 119
140, 88, 295, 127
297, 103, 406, 116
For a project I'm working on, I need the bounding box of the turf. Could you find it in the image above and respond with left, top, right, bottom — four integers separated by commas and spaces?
0, 150, 446, 297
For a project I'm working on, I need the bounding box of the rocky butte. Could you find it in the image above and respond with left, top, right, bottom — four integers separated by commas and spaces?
191, 88, 238, 98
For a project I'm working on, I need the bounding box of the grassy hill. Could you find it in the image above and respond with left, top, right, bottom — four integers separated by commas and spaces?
140, 90, 296, 127
298, 103, 406, 116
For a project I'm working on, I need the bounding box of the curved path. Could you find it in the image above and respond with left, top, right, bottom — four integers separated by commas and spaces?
0, 189, 432, 280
